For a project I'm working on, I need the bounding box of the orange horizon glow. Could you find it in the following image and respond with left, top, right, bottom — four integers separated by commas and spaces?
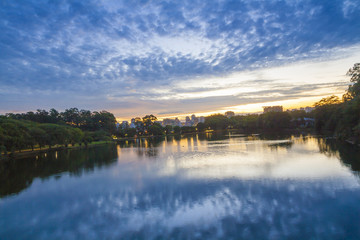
115, 93, 345, 122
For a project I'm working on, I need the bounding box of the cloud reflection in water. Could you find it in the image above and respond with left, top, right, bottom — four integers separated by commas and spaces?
1, 134, 360, 239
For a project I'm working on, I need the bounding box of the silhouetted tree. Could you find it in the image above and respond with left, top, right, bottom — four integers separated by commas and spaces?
347, 63, 360, 98
205, 114, 229, 130
197, 122, 206, 132
173, 126, 181, 134
148, 124, 164, 136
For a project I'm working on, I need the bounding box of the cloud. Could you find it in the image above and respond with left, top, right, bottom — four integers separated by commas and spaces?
0, 0, 360, 117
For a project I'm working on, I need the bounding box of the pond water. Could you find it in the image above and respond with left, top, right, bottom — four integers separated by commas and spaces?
1, 132, 360, 239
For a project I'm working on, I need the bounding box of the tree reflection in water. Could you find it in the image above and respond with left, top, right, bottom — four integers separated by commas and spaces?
1, 133, 360, 197
0, 144, 118, 198
318, 138, 360, 173
1, 133, 360, 239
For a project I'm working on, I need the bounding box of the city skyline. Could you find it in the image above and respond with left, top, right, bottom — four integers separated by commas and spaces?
1, 1, 360, 119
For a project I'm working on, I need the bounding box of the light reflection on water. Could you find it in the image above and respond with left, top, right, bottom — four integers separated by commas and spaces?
1, 133, 360, 239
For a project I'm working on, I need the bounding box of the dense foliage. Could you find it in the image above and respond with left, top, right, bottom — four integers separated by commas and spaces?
313, 63, 360, 142
5, 108, 116, 133
203, 110, 311, 132
2, 63, 359, 155
0, 108, 116, 156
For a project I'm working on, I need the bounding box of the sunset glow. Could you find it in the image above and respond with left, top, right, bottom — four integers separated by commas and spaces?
1, 0, 359, 120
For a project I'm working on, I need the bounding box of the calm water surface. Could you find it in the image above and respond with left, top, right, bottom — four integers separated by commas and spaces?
1, 133, 360, 239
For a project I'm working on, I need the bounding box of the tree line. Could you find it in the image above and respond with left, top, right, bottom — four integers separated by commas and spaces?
0, 108, 116, 156
1, 63, 358, 155
200, 110, 311, 132
312, 63, 360, 143
0, 107, 313, 156
115, 110, 313, 139
5, 108, 116, 133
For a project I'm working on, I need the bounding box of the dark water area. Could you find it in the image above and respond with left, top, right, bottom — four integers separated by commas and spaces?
1, 132, 360, 239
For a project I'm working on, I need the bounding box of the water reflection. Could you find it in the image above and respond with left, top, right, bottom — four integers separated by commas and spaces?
318, 138, 360, 173
2, 134, 360, 199
1, 133, 360, 239
0, 144, 118, 198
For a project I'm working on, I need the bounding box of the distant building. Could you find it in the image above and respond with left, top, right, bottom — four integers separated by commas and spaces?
162, 118, 182, 127
199, 116, 205, 123
174, 117, 181, 126
191, 114, 199, 125
185, 116, 192, 126
263, 106, 283, 113
225, 111, 235, 118
288, 106, 314, 113
162, 118, 174, 126
183, 114, 201, 126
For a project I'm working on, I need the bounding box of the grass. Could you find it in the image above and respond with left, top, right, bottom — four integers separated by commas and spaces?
3, 140, 115, 156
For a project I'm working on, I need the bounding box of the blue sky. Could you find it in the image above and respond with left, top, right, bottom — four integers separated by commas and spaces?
1, 0, 360, 120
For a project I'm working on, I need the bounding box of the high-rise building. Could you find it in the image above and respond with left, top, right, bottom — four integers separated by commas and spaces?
174, 117, 181, 126
199, 116, 205, 123
185, 116, 192, 126
162, 118, 182, 127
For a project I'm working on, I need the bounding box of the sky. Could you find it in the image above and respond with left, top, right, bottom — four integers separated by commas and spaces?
1, 0, 360, 120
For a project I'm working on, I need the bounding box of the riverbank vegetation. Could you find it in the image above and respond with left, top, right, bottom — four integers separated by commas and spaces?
0, 109, 116, 157
1, 63, 359, 157
312, 63, 360, 143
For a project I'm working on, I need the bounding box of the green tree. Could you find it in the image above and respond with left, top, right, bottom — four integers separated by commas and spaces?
164, 125, 173, 134
124, 128, 137, 138
90, 130, 112, 141
148, 124, 164, 136
83, 132, 93, 147
312, 63, 360, 139
346, 63, 360, 98
29, 127, 47, 150
173, 126, 181, 135
259, 112, 291, 130
62, 108, 81, 126
79, 109, 92, 130
181, 126, 196, 133
289, 110, 307, 120
205, 114, 229, 130
69, 128, 84, 146
197, 122, 206, 132
49, 108, 60, 123
142, 114, 157, 129
314, 95, 341, 107
229, 114, 259, 130
313, 96, 342, 132
0, 126, 6, 156
0, 119, 30, 152
40, 124, 69, 148
92, 111, 116, 133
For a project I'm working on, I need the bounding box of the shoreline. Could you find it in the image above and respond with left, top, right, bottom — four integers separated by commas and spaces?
2, 128, 357, 161
0, 141, 115, 161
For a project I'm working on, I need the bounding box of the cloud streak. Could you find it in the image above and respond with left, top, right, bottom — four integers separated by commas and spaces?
0, 0, 359, 118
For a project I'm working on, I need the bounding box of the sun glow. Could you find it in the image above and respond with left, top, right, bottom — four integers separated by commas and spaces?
113, 45, 359, 121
